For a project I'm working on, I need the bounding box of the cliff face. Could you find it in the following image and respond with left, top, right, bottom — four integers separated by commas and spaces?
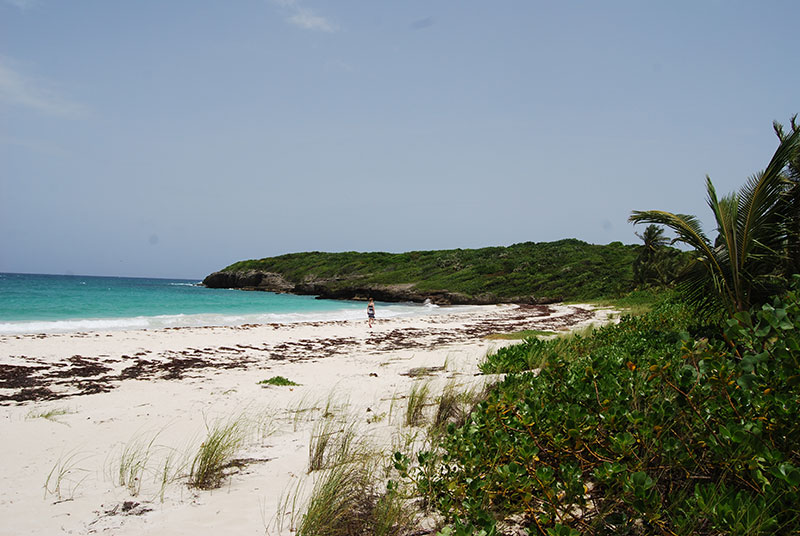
202, 270, 294, 292
201, 270, 553, 305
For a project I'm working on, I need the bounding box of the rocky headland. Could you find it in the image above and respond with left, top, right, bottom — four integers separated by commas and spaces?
201, 269, 550, 305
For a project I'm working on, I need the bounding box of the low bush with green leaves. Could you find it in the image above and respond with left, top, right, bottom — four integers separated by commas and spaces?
399, 283, 800, 534
480, 297, 698, 374
258, 376, 300, 387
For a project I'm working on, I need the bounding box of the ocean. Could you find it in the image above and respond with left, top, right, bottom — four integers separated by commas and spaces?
0, 273, 446, 335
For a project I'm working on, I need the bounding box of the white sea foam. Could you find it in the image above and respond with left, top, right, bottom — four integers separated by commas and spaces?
0, 303, 485, 335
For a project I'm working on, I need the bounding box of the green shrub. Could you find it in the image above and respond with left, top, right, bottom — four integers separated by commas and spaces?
403, 282, 800, 534
480, 298, 697, 374
258, 376, 300, 387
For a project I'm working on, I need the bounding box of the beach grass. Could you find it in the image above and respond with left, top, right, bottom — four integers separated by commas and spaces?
44, 450, 90, 502
404, 381, 432, 427
26, 407, 73, 423
308, 419, 364, 473
188, 417, 246, 489
116, 431, 159, 496
155, 447, 185, 503
298, 452, 414, 536
432, 381, 461, 435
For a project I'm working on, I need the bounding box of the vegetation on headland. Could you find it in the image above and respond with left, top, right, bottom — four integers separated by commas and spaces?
210, 239, 652, 304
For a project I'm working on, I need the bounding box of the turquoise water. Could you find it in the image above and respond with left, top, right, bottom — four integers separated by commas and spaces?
0, 273, 438, 334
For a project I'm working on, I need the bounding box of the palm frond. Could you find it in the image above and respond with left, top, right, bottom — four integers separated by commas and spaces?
706, 178, 742, 309
629, 210, 711, 253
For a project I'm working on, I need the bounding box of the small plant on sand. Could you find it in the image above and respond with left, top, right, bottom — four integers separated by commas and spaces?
404, 381, 432, 427
188, 417, 246, 489
44, 451, 90, 502
258, 375, 300, 387
26, 406, 73, 423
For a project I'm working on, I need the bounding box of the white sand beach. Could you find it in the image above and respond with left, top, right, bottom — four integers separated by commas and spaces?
0, 303, 616, 535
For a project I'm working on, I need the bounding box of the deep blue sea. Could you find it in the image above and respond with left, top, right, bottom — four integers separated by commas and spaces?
0, 273, 442, 335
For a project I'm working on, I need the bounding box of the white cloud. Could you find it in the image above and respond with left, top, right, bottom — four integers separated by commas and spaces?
0, 59, 86, 118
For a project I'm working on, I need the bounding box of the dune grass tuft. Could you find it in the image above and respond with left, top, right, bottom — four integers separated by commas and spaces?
404, 381, 432, 427
308, 419, 363, 473
188, 417, 246, 489
44, 450, 89, 502
117, 432, 159, 496
298, 457, 414, 536
431, 382, 462, 435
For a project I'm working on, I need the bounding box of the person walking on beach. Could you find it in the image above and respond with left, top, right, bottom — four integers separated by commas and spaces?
367, 298, 376, 328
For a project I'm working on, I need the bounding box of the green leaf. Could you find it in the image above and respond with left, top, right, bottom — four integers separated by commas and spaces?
737, 374, 759, 390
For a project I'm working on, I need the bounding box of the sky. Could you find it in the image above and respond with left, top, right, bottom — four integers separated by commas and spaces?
1, 1, 799, 279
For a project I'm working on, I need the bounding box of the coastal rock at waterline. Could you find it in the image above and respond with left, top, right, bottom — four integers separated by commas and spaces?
202, 269, 558, 305
202, 270, 294, 292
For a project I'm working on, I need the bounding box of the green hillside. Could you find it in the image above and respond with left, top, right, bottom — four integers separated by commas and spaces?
211, 239, 641, 303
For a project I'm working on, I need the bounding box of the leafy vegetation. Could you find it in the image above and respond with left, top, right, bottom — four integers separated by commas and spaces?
484, 329, 557, 340
258, 375, 300, 387
632, 224, 689, 287
397, 281, 800, 534
222, 239, 644, 302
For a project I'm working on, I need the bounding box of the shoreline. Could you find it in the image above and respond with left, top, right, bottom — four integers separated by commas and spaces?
0, 300, 480, 337
0, 303, 617, 535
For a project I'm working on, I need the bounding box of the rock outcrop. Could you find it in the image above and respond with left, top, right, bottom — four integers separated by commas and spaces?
201, 270, 556, 305
202, 270, 294, 292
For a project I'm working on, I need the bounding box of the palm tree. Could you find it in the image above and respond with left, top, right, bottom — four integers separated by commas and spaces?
773, 115, 800, 276
633, 224, 669, 285
629, 124, 800, 314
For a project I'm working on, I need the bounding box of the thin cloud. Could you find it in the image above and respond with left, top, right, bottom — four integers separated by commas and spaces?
289, 8, 336, 32
272, 0, 337, 33
0, 59, 86, 118
3, 0, 39, 9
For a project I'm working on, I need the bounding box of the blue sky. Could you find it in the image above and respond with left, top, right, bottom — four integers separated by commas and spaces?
1, 1, 798, 279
